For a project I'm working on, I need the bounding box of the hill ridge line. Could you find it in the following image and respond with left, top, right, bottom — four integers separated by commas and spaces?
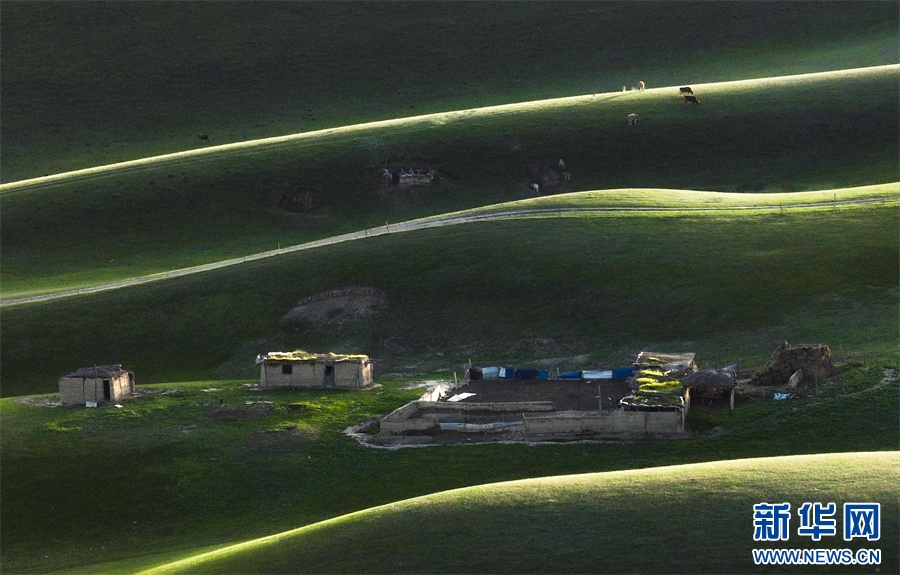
1, 64, 897, 193
4, 194, 897, 307
136, 451, 897, 575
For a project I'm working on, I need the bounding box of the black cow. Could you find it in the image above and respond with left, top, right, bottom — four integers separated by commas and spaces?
196, 133, 209, 141
679, 86, 694, 95
683, 95, 700, 105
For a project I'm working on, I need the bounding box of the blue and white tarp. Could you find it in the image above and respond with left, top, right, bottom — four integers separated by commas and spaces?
481, 367, 501, 379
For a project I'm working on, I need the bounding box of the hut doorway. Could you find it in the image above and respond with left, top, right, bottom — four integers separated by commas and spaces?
324, 366, 335, 388
102, 380, 111, 401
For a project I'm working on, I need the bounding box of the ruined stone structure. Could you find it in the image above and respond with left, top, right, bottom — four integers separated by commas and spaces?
750, 342, 836, 386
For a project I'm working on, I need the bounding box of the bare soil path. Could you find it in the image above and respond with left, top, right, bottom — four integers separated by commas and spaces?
4, 196, 896, 308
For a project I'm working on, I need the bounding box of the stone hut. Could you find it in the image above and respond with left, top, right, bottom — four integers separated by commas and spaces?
750, 342, 836, 387
59, 365, 134, 405
256, 351, 374, 390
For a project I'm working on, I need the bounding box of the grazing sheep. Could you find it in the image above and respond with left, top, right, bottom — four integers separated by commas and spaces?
679, 86, 694, 95
683, 95, 700, 105
627, 113, 640, 125
530, 183, 540, 193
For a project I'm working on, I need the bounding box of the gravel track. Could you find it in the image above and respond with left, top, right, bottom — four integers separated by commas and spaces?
3, 196, 897, 308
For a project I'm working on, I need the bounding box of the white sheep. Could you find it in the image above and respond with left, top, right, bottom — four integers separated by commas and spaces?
627, 113, 640, 125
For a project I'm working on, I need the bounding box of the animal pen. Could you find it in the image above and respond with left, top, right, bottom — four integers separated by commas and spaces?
59, 365, 134, 405
368, 351, 700, 446
256, 351, 374, 390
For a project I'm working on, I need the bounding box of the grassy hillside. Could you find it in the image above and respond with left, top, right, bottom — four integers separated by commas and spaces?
2, 2, 896, 182
1, 374, 896, 574
2, 66, 898, 298
2, 188, 897, 397
140, 452, 899, 575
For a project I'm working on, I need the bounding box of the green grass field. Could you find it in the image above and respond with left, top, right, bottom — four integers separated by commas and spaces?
3, 66, 898, 299
3, 189, 897, 397
2, 2, 897, 182
1, 373, 897, 574
1, 2, 898, 574
139, 452, 898, 575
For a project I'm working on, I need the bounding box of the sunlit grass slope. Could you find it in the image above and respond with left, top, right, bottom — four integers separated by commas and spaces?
2, 2, 896, 181
2, 66, 898, 298
141, 452, 898, 575
2, 191, 896, 397
3, 370, 897, 574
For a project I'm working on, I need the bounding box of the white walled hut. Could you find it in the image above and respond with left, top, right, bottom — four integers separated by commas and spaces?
59, 365, 134, 405
256, 351, 374, 390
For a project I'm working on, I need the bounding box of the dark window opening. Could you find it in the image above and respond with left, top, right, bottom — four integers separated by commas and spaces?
282, 363, 293, 375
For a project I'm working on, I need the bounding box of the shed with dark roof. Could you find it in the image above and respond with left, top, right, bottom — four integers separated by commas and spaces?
59, 365, 134, 405
682, 367, 736, 410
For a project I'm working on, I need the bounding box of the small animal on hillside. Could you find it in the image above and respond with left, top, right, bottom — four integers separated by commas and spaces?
639, 81, 645, 91
196, 133, 209, 141
683, 95, 700, 105
679, 86, 694, 95
627, 113, 640, 125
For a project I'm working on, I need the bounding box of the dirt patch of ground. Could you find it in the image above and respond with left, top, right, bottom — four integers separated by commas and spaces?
13, 394, 62, 408
283, 286, 385, 328
236, 424, 320, 460
208, 403, 275, 420
447, 378, 633, 411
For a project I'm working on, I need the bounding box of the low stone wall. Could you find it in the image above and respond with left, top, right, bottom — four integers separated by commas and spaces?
524, 409, 683, 435
379, 400, 555, 436
750, 342, 836, 386
379, 399, 682, 437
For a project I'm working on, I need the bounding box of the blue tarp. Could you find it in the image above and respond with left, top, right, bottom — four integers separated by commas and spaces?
537, 369, 549, 379
612, 367, 635, 378
559, 371, 581, 379
481, 367, 501, 379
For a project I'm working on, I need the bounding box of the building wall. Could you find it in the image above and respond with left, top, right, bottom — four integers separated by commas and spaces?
260, 360, 372, 389
59, 373, 133, 405
379, 400, 684, 436
524, 410, 683, 435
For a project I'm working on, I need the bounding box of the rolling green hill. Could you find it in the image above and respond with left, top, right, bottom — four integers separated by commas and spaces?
139, 452, 899, 575
2, 2, 897, 182
2, 66, 898, 299
1, 4, 898, 574
2, 187, 897, 397
2, 375, 897, 574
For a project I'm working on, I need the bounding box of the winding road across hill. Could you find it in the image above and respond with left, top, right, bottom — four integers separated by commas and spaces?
3, 195, 897, 308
